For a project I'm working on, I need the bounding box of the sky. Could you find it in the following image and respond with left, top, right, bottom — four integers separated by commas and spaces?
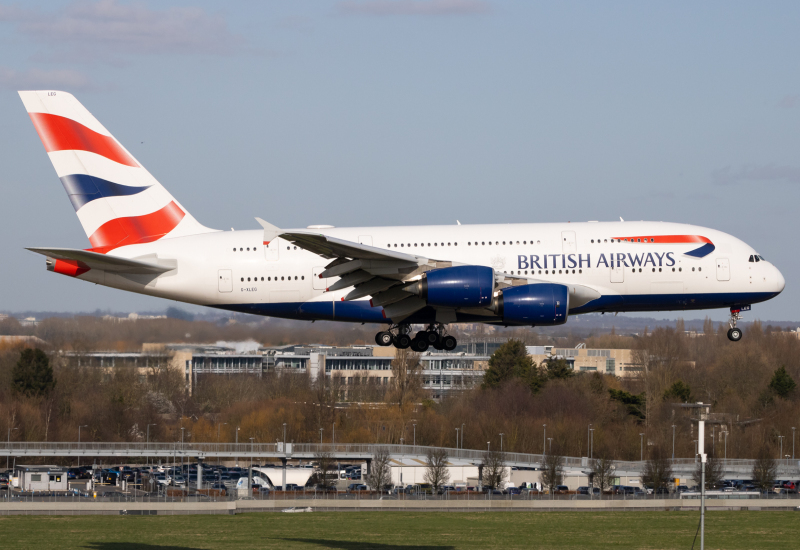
1, 0, 799, 321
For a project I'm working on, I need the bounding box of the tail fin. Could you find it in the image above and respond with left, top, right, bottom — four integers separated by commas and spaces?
19, 90, 215, 253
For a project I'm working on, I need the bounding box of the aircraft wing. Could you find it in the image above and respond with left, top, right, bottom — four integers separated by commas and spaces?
26, 247, 174, 275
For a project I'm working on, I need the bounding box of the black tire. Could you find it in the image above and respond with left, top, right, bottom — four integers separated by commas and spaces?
727, 327, 743, 342
394, 334, 411, 349
442, 335, 457, 351
423, 331, 439, 344
411, 337, 429, 352
375, 331, 393, 346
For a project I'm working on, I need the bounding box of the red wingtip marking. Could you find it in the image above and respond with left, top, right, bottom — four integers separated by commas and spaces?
53, 259, 90, 277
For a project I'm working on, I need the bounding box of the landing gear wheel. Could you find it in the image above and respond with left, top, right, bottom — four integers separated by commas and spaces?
410, 337, 429, 352
394, 333, 411, 349
441, 335, 457, 351
375, 331, 393, 346
422, 331, 439, 344
727, 327, 742, 342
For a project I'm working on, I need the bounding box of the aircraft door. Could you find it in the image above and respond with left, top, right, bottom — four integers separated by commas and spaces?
264, 238, 280, 261
610, 264, 624, 283
561, 231, 576, 253
358, 235, 372, 246
312, 266, 329, 290
218, 270, 233, 292
716, 258, 730, 281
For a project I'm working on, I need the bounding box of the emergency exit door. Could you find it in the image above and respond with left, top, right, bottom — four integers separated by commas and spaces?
561, 231, 576, 253
218, 269, 233, 292
716, 258, 730, 281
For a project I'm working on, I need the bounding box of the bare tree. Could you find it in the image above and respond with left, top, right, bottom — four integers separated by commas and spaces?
591, 457, 615, 496
481, 449, 507, 490
642, 446, 673, 493
366, 448, 392, 493
752, 448, 777, 493
390, 349, 422, 409
312, 451, 336, 488
541, 453, 564, 493
424, 447, 451, 493
693, 452, 723, 490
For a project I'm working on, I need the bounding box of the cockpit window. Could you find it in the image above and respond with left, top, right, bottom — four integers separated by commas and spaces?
758, 255, 766, 261
749, 255, 755, 262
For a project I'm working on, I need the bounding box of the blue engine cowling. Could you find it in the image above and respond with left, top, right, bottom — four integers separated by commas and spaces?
408, 266, 494, 308
495, 283, 569, 326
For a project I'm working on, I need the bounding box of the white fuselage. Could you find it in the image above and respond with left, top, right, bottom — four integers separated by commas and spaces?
72, 220, 784, 326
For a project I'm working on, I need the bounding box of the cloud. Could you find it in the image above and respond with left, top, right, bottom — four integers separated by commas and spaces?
338, 0, 490, 16
0, 0, 243, 60
778, 95, 799, 109
0, 66, 94, 90
712, 164, 800, 185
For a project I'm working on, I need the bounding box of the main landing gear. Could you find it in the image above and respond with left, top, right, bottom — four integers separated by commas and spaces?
374, 323, 457, 351
727, 307, 743, 342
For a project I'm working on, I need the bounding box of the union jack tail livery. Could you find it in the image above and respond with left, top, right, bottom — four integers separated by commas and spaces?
19, 90, 213, 253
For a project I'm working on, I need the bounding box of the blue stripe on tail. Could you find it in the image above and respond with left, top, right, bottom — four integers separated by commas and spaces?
60, 174, 151, 211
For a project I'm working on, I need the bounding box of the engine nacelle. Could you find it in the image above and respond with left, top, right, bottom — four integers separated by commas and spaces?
493, 283, 569, 326
406, 266, 494, 308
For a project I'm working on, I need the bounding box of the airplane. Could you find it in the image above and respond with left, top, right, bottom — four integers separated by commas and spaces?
18, 91, 785, 349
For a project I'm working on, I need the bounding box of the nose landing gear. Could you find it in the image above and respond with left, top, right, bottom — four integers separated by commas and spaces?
727, 308, 743, 342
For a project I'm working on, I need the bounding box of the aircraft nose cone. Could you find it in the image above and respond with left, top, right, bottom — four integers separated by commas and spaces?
775, 266, 786, 294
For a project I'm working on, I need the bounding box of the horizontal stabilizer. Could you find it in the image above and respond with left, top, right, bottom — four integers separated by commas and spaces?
27, 247, 174, 275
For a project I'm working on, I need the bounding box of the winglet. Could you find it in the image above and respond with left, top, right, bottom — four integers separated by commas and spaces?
255, 217, 281, 245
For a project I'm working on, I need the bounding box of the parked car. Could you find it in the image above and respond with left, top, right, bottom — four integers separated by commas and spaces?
171, 475, 187, 488
506, 487, 522, 495
347, 483, 368, 492
554, 485, 570, 494
577, 486, 601, 496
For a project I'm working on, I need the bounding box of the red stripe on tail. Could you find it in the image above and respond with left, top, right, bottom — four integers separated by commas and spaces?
29, 113, 138, 167
88, 201, 185, 253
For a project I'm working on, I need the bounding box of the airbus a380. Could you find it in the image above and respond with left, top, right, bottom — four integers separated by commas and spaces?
19, 91, 785, 350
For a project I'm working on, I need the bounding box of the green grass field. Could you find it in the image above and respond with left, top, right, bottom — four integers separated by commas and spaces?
1, 511, 797, 549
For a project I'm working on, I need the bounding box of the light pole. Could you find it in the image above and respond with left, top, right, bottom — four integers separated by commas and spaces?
589, 429, 594, 459
724, 431, 728, 463
693, 440, 698, 462
217, 422, 227, 443
235, 426, 240, 467
146, 423, 156, 468
672, 425, 676, 460
587, 424, 591, 457
500, 433, 504, 453
413, 424, 416, 446
778, 435, 784, 461
712, 425, 715, 457
639, 433, 644, 462
543, 424, 547, 456
793, 427, 796, 460
180, 427, 185, 471
6, 426, 17, 470
319, 428, 323, 444
461, 423, 465, 449
455, 428, 459, 449
487, 441, 490, 452
547, 438, 553, 454
249, 437, 255, 491
77, 425, 88, 469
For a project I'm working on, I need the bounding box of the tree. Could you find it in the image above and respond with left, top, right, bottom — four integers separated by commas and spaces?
366, 448, 392, 492
482, 339, 537, 389
591, 457, 615, 496
541, 453, 564, 493
12, 348, 56, 398
424, 447, 450, 493
663, 380, 692, 403
311, 451, 336, 488
545, 359, 574, 380
608, 389, 646, 420
768, 366, 796, 399
481, 449, 507, 490
390, 349, 422, 408
642, 446, 673, 493
693, 452, 723, 490
751, 448, 777, 493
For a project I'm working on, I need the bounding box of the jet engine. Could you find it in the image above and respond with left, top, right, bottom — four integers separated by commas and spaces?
406, 266, 494, 308
492, 283, 569, 326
